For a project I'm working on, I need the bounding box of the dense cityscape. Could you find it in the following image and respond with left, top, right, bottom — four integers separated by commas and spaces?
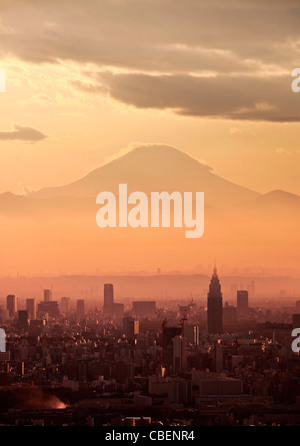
0, 268, 300, 426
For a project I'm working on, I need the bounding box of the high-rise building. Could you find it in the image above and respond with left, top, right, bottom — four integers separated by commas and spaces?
168, 378, 192, 405
163, 326, 182, 365
237, 290, 248, 310
123, 317, 139, 338
44, 289, 52, 302
184, 325, 199, 345
6, 294, 17, 317
207, 267, 223, 334
172, 335, 186, 373
37, 301, 59, 317
103, 284, 124, 316
223, 303, 237, 325
292, 314, 300, 329
26, 298, 36, 320
103, 283, 114, 314
212, 342, 223, 373
18, 310, 29, 329
77, 299, 85, 320
60, 297, 70, 314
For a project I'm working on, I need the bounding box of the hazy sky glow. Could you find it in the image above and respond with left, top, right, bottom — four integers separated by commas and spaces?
0, 1, 300, 277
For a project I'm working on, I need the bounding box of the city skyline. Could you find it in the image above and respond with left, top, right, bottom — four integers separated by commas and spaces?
1, 0, 300, 431
1, 269, 300, 426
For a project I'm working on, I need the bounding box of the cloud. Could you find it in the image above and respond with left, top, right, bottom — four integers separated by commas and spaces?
98, 72, 300, 122
0, 0, 300, 73
17, 181, 39, 196
71, 80, 105, 94
1, 0, 300, 121
0, 124, 47, 142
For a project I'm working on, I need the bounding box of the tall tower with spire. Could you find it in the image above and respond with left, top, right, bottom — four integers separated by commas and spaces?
207, 267, 223, 334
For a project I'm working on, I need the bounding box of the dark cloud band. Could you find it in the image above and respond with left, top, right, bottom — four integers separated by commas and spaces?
97, 72, 299, 122
0, 125, 47, 142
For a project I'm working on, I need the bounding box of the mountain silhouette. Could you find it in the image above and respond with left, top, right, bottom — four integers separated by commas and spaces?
254, 189, 300, 207
232, 189, 300, 215
31, 145, 260, 207
0, 144, 299, 274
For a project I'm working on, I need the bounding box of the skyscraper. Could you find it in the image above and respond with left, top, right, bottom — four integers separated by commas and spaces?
123, 316, 139, 338
44, 289, 52, 302
26, 298, 36, 320
237, 290, 249, 310
163, 326, 182, 365
77, 299, 85, 320
60, 297, 70, 314
184, 325, 199, 345
223, 302, 237, 325
212, 341, 223, 373
103, 283, 114, 314
207, 267, 223, 334
18, 310, 29, 329
6, 294, 17, 317
37, 301, 59, 317
172, 335, 186, 373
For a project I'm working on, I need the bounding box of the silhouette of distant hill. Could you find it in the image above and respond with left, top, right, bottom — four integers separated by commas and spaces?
31, 145, 260, 207
0, 144, 299, 274
251, 189, 300, 208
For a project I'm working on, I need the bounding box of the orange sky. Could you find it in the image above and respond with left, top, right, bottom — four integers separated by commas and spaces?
0, 0, 299, 197
0, 1, 300, 276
